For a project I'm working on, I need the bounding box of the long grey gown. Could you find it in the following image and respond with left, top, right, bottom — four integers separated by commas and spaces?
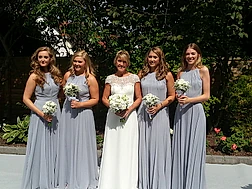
56, 75, 98, 189
171, 69, 206, 189
138, 72, 172, 189
21, 72, 61, 189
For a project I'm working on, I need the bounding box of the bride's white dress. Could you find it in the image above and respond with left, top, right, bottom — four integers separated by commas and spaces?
98, 74, 139, 189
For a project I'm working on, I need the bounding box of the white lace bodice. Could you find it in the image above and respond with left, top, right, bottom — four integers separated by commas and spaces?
105, 74, 140, 104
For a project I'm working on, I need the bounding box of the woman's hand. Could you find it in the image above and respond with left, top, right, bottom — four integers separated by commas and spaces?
115, 110, 124, 117
177, 95, 190, 105
115, 107, 133, 119
71, 100, 80, 109
147, 103, 162, 115
43, 114, 53, 122
115, 109, 127, 118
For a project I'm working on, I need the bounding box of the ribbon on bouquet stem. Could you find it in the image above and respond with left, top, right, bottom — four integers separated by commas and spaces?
145, 108, 154, 120
176, 90, 186, 98
67, 96, 79, 102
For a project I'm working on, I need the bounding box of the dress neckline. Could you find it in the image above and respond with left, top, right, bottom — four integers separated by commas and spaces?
73, 74, 85, 78
184, 68, 198, 73
113, 73, 132, 78
149, 72, 156, 75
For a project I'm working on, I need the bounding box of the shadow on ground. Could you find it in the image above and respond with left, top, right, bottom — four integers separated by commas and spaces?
241, 184, 252, 189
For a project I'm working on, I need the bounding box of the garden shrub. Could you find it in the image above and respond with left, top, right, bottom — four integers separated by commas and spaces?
214, 128, 251, 154
2, 115, 30, 143
220, 74, 252, 136
213, 73, 252, 154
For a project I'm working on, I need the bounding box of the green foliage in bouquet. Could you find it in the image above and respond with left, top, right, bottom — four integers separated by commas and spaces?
2, 115, 30, 143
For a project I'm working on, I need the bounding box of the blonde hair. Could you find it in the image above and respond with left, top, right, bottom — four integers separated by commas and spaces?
180, 43, 203, 71
69, 50, 95, 79
30, 46, 62, 87
139, 46, 169, 80
113, 50, 130, 66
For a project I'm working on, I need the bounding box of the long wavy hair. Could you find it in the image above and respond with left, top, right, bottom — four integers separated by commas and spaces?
113, 50, 130, 66
139, 46, 169, 80
30, 46, 62, 88
180, 43, 203, 71
68, 50, 95, 83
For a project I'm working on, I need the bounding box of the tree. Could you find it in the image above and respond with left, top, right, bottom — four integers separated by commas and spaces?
1, 0, 251, 130
0, 0, 48, 123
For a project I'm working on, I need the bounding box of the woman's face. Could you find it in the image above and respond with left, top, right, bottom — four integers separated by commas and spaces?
73, 56, 86, 73
185, 48, 199, 65
147, 51, 160, 70
115, 56, 128, 72
38, 51, 51, 68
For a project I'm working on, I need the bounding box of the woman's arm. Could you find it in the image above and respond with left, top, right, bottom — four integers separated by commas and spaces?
123, 81, 142, 118
130, 81, 142, 110
102, 83, 111, 108
58, 72, 69, 99
23, 73, 51, 121
160, 72, 175, 107
58, 71, 70, 100
200, 66, 210, 101
71, 74, 99, 108
62, 71, 70, 86
137, 70, 142, 79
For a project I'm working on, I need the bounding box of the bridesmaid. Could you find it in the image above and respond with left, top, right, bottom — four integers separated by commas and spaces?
171, 43, 210, 189
21, 47, 62, 189
138, 46, 175, 189
56, 50, 99, 189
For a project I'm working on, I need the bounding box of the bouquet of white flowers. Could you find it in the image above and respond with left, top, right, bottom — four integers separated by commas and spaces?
109, 94, 129, 123
174, 78, 190, 97
63, 83, 81, 101
42, 101, 57, 115
42, 101, 57, 126
142, 93, 160, 119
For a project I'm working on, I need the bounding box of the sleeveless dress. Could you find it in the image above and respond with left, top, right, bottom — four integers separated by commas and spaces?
21, 72, 61, 189
56, 75, 98, 189
98, 74, 139, 189
138, 72, 172, 189
171, 69, 206, 189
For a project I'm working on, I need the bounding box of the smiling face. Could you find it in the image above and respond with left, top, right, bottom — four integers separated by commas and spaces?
73, 56, 86, 74
181, 43, 203, 70
147, 51, 160, 71
38, 51, 51, 69
115, 56, 128, 73
185, 48, 199, 66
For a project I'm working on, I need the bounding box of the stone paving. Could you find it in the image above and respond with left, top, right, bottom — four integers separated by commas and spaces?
0, 153, 252, 189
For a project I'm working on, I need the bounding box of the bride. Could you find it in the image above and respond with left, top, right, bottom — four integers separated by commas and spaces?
98, 50, 142, 189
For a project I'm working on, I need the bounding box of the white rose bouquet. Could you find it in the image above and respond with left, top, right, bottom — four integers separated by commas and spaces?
63, 83, 81, 101
174, 78, 190, 97
142, 93, 160, 119
42, 101, 57, 126
109, 94, 129, 123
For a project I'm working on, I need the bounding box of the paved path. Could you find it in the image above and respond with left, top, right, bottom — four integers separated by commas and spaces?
0, 154, 252, 189
206, 163, 252, 189
0, 154, 24, 189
